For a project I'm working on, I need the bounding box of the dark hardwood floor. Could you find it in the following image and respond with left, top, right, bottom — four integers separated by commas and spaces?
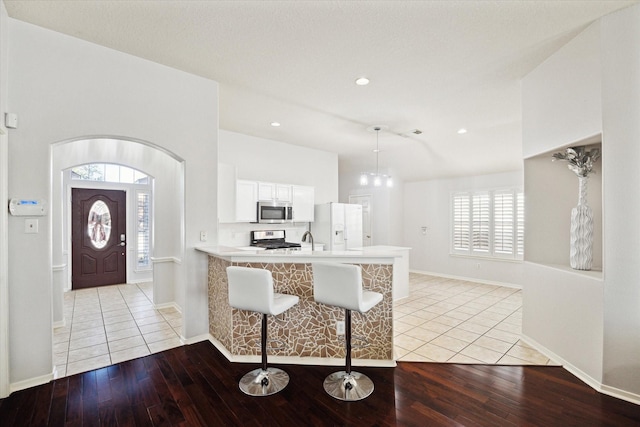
1, 341, 639, 426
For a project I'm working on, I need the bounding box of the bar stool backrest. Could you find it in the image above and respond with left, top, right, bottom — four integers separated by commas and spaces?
312, 262, 363, 312
227, 266, 274, 314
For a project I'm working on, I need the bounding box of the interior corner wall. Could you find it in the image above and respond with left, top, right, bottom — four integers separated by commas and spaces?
403, 171, 524, 286
7, 19, 217, 386
600, 4, 640, 397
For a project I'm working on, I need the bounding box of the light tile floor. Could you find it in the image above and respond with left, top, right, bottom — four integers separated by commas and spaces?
53, 282, 183, 378
394, 273, 557, 365
54, 275, 552, 377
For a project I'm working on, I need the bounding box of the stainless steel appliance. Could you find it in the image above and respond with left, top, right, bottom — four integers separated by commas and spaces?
250, 230, 301, 250
257, 201, 293, 224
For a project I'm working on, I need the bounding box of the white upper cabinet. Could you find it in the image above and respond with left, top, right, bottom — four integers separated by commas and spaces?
220, 175, 314, 223
292, 185, 314, 222
258, 182, 292, 202
236, 180, 258, 222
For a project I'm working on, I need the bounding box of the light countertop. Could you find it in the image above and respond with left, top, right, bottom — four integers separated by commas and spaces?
196, 245, 403, 264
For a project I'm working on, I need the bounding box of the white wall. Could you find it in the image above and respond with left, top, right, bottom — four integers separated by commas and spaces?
521, 19, 605, 389
522, 22, 602, 158
219, 129, 338, 204
600, 4, 640, 397
403, 171, 524, 286
0, 1, 10, 398
6, 19, 217, 388
523, 4, 640, 400
217, 129, 338, 247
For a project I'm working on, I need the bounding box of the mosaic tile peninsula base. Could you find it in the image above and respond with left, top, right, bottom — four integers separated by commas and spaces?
207, 255, 394, 363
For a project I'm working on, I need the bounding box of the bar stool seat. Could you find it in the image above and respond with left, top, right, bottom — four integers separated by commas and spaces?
312, 262, 383, 401
227, 266, 299, 396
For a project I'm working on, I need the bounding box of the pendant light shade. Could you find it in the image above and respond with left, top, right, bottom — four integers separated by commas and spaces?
359, 126, 392, 188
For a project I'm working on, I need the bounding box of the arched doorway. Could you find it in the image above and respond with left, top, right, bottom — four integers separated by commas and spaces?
51, 137, 185, 377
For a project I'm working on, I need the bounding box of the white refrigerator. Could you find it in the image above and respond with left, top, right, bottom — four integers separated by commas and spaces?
311, 203, 363, 251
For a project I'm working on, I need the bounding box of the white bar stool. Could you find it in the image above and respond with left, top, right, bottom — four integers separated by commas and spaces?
312, 262, 383, 401
226, 266, 300, 396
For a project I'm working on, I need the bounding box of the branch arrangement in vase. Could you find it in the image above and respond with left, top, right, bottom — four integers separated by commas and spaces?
551, 146, 600, 177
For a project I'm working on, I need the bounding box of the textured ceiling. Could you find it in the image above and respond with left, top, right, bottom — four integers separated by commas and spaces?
4, 0, 638, 182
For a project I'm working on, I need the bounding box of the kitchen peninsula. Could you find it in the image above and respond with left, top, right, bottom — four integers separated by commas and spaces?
197, 246, 405, 367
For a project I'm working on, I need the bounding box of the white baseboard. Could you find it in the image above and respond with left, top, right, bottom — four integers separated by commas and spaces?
601, 384, 640, 406
53, 319, 66, 329
521, 334, 640, 405
410, 269, 521, 289
10, 371, 54, 394
207, 335, 396, 368
182, 333, 209, 345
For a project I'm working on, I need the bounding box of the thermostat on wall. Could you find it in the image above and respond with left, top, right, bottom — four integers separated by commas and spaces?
8, 198, 47, 216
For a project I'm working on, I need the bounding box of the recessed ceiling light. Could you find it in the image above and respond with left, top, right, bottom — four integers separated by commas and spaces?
355, 77, 370, 86
457, 128, 467, 134
270, 122, 281, 127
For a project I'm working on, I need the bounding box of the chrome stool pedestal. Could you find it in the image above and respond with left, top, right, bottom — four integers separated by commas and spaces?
312, 262, 383, 401
227, 266, 299, 397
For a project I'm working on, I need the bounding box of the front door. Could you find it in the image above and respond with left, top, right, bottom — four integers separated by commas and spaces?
72, 188, 126, 289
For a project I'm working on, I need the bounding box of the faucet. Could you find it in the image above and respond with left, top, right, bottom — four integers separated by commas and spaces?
301, 230, 315, 251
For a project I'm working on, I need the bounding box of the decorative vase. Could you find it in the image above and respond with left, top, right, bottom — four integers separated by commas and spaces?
569, 176, 593, 270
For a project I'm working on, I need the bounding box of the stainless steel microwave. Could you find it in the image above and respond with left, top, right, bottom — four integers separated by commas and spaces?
257, 201, 293, 223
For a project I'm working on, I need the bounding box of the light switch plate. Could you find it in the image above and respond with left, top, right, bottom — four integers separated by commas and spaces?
25, 218, 38, 234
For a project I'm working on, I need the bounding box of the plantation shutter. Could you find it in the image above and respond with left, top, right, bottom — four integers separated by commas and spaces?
493, 191, 514, 255
516, 191, 524, 258
453, 194, 470, 251
451, 189, 524, 259
472, 193, 490, 253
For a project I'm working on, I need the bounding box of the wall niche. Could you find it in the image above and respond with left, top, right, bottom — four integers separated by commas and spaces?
524, 135, 602, 274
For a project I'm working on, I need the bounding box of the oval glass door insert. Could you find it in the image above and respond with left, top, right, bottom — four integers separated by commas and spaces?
88, 200, 111, 249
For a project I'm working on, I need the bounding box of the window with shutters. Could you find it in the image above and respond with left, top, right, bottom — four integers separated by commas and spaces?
451, 189, 524, 260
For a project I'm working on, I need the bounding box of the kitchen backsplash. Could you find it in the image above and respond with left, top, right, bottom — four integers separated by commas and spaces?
217, 222, 312, 247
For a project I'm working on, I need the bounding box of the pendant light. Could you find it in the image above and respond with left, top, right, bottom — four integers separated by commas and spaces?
360, 126, 392, 187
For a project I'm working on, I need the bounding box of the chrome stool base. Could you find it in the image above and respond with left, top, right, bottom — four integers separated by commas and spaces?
323, 370, 374, 401
239, 367, 290, 397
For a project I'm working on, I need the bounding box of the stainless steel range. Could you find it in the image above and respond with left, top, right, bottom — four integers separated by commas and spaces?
250, 230, 302, 250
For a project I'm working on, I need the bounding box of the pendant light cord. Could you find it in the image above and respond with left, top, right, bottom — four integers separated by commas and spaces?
375, 127, 380, 176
